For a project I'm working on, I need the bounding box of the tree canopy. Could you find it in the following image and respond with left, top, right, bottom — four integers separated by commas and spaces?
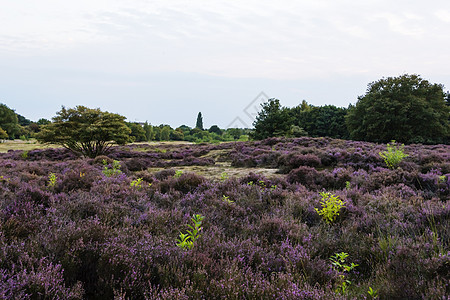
196, 112, 203, 130
346, 74, 450, 144
37, 106, 131, 158
0, 103, 19, 139
251, 98, 293, 139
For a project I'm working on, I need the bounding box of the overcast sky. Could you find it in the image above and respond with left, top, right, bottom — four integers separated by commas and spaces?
1, 0, 450, 128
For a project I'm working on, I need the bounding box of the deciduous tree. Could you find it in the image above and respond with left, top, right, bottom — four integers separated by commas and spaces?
37, 106, 131, 157
346, 74, 449, 144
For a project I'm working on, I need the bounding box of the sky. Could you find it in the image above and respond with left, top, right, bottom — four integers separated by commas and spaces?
1, 0, 450, 128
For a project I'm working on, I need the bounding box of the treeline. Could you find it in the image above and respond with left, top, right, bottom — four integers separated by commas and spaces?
0, 103, 51, 141
251, 99, 349, 140
0, 102, 250, 143
252, 74, 450, 144
127, 122, 251, 143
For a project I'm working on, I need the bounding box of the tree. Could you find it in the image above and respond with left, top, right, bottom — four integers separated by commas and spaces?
0, 127, 8, 141
37, 106, 131, 158
0, 103, 19, 139
293, 104, 349, 139
160, 126, 171, 141
126, 122, 147, 142
208, 125, 222, 135
37, 118, 51, 125
143, 122, 154, 141
196, 112, 203, 130
346, 74, 450, 144
17, 114, 31, 126
251, 98, 293, 140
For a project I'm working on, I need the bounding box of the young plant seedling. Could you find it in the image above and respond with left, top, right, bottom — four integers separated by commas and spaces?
222, 195, 234, 204
315, 192, 346, 224
130, 178, 143, 190
330, 252, 358, 294
102, 159, 122, 177
379, 140, 408, 169
174, 170, 183, 178
176, 214, 205, 251
48, 172, 57, 189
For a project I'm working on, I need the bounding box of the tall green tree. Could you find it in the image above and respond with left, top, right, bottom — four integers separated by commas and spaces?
292, 104, 349, 139
0, 127, 8, 140
126, 122, 147, 142
160, 126, 171, 141
37, 106, 131, 157
196, 112, 203, 130
0, 103, 19, 139
346, 74, 450, 144
208, 125, 222, 135
251, 98, 293, 140
17, 114, 31, 126
143, 122, 154, 141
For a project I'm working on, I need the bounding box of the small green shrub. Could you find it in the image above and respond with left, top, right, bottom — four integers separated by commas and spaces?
176, 214, 204, 250
130, 178, 143, 190
102, 159, 122, 177
367, 286, 379, 299
21, 150, 29, 159
48, 173, 57, 189
379, 140, 408, 169
220, 172, 229, 181
329, 252, 358, 294
315, 192, 345, 224
174, 170, 183, 178
222, 195, 234, 204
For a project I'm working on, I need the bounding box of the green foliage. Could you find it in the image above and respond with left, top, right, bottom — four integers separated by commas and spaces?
315, 192, 346, 224
287, 125, 308, 138
130, 178, 143, 190
37, 118, 51, 125
346, 74, 450, 144
367, 286, 378, 299
143, 122, 154, 141
48, 172, 57, 189
222, 195, 234, 204
379, 140, 408, 169
252, 98, 293, 139
126, 122, 146, 142
0, 127, 8, 140
208, 125, 222, 135
37, 106, 131, 158
252, 99, 349, 140
292, 104, 349, 139
0, 103, 19, 139
345, 181, 351, 190
329, 252, 358, 294
174, 170, 183, 178
102, 160, 122, 177
196, 112, 203, 130
220, 172, 229, 182
160, 126, 171, 141
176, 214, 205, 250
16, 113, 31, 126
21, 150, 29, 159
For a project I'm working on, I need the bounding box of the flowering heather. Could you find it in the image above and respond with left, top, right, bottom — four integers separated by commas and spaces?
0, 138, 448, 299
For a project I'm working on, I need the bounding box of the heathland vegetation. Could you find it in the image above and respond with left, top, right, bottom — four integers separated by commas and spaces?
0, 74, 449, 299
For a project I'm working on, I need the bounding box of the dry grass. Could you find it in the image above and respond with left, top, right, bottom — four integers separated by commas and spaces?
147, 162, 282, 180
0, 139, 61, 153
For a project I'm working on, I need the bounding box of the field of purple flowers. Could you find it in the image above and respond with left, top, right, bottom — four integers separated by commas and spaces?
0, 137, 448, 299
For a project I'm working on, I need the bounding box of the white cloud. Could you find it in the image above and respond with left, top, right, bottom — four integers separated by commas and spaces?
435, 9, 450, 22
0, 0, 450, 79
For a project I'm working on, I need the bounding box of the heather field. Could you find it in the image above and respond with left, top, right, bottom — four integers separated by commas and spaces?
0, 137, 449, 299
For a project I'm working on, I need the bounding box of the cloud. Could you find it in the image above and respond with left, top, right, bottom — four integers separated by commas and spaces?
1, 0, 450, 80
